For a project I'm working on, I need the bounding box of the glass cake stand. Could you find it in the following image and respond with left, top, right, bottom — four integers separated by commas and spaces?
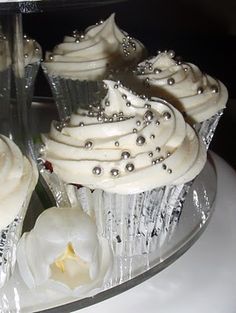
0, 1, 217, 312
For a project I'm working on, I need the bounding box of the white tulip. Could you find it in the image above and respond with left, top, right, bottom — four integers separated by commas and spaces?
17, 206, 112, 297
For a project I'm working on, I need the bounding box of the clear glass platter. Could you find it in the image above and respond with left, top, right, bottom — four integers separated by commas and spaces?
0, 99, 217, 311
0, 0, 127, 14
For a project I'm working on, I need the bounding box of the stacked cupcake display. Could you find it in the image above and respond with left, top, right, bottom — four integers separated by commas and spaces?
0, 12, 227, 305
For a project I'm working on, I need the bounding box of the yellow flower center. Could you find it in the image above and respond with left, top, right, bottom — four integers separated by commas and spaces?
54, 243, 79, 273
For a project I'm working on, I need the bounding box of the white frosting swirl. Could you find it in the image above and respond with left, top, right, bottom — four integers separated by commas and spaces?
43, 13, 146, 80
0, 135, 38, 231
41, 80, 206, 194
135, 51, 228, 123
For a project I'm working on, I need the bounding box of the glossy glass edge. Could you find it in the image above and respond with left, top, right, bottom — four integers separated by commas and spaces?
0, 0, 128, 14
36, 158, 217, 313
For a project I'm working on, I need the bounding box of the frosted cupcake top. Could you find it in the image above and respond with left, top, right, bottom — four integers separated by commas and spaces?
43, 13, 146, 80
135, 50, 228, 123
23, 35, 42, 66
41, 80, 206, 194
0, 135, 38, 230
0, 34, 41, 71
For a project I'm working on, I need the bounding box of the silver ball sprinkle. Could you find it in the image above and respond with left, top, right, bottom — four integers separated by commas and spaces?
126, 101, 131, 107
49, 54, 54, 61
152, 159, 157, 165
105, 100, 110, 106
156, 147, 161, 152
122, 94, 127, 100
84, 141, 93, 149
197, 87, 204, 94
184, 67, 188, 72
167, 169, 172, 174
24, 53, 28, 58
109, 117, 114, 122
155, 120, 160, 126
111, 169, 119, 177
154, 68, 162, 74
211, 85, 219, 93
113, 113, 118, 118
79, 122, 84, 127
92, 166, 102, 175
144, 110, 154, 121
144, 104, 151, 109
136, 136, 146, 145
163, 112, 172, 120
167, 78, 175, 85
126, 163, 135, 172
136, 120, 141, 126
115, 141, 120, 147
133, 128, 138, 133
97, 116, 103, 122
168, 50, 175, 58
166, 152, 171, 157
114, 84, 119, 89
75, 38, 80, 43
148, 152, 153, 157
121, 151, 131, 159
150, 134, 155, 139
162, 164, 167, 170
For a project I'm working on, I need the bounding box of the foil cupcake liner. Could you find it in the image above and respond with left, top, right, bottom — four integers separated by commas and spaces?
39, 163, 191, 256
24, 61, 41, 104
42, 72, 106, 121
0, 191, 33, 288
194, 110, 223, 149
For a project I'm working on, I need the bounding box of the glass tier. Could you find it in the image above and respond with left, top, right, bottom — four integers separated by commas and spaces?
0, 0, 127, 14
0, 114, 216, 313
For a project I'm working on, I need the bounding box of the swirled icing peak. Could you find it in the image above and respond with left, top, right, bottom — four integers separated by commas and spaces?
43, 13, 146, 80
135, 50, 228, 123
0, 135, 38, 231
41, 80, 206, 194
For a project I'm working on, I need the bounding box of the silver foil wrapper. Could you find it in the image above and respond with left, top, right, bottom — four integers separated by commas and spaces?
194, 110, 223, 149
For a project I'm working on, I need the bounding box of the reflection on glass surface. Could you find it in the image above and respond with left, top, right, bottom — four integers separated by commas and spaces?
0, 156, 216, 312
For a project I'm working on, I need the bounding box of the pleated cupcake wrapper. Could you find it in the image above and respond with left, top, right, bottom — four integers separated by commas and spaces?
0, 68, 11, 135
42, 72, 106, 121
194, 110, 223, 149
40, 164, 191, 256
24, 61, 40, 103
0, 191, 33, 288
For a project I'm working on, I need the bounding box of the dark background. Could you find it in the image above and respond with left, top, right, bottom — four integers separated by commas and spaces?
21, 0, 236, 169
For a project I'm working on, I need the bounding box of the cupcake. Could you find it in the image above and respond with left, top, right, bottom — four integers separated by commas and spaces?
39, 80, 206, 260
134, 50, 228, 148
42, 13, 146, 122
0, 135, 38, 288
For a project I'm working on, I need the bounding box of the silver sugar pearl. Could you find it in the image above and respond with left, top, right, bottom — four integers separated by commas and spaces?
92, 166, 102, 175
154, 68, 162, 74
113, 113, 118, 118
84, 141, 93, 149
156, 146, 161, 152
197, 87, 204, 94
122, 94, 127, 100
168, 50, 175, 58
136, 136, 146, 145
79, 122, 84, 127
211, 85, 219, 93
114, 84, 119, 89
155, 120, 160, 126
167, 78, 175, 85
126, 163, 135, 172
150, 134, 155, 139
105, 100, 110, 106
152, 159, 157, 165
133, 128, 138, 133
111, 169, 119, 177
144, 104, 151, 109
148, 152, 153, 157
136, 120, 141, 126
162, 164, 167, 170
109, 118, 114, 122
126, 101, 131, 107
115, 141, 119, 147
144, 110, 154, 121
121, 151, 131, 159
163, 112, 171, 120
167, 168, 172, 174
24, 53, 28, 58
97, 116, 103, 122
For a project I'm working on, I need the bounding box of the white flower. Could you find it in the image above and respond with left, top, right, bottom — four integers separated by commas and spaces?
16, 206, 112, 297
